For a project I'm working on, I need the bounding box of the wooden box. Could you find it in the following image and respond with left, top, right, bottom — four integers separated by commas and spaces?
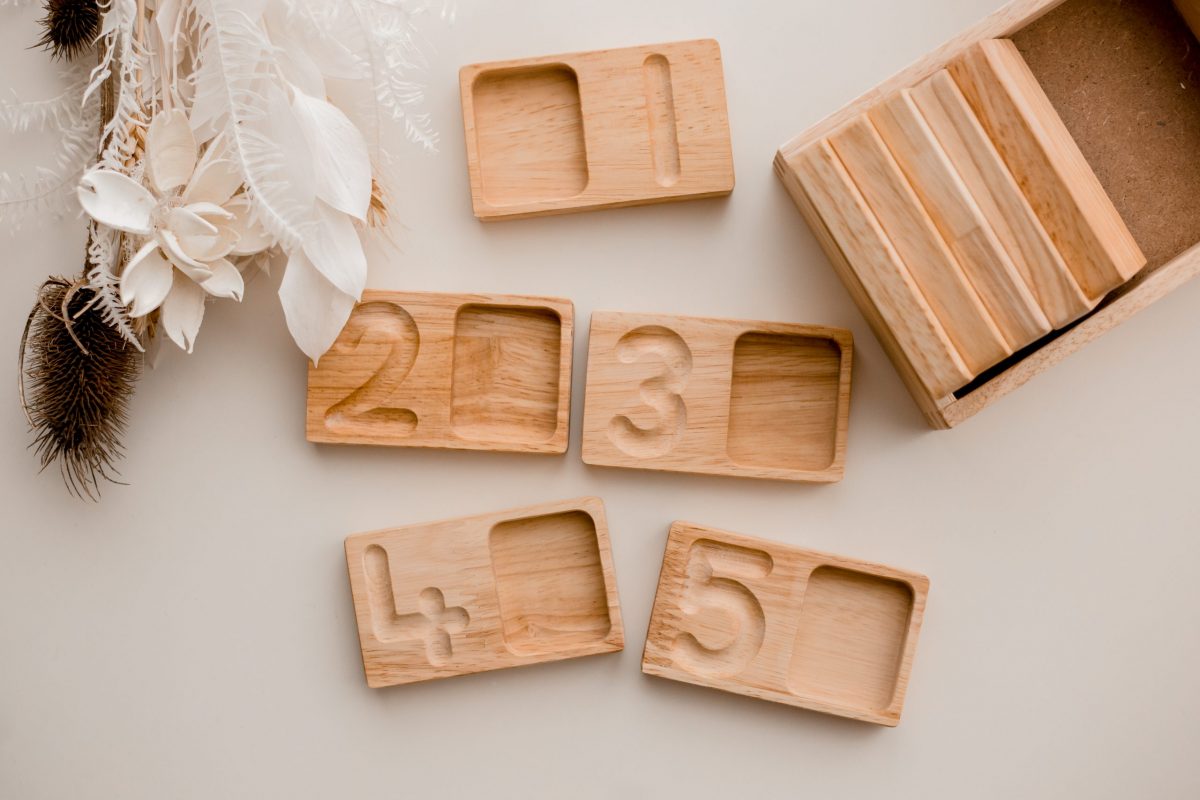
459, 39, 735, 220
307, 291, 573, 454
581, 311, 853, 483
642, 522, 929, 726
775, 0, 1200, 428
345, 497, 624, 688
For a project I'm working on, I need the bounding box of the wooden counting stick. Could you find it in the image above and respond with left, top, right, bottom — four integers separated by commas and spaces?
460, 39, 734, 220
909, 69, 1094, 329
791, 140, 971, 398
642, 522, 930, 726
869, 91, 1052, 349
827, 115, 1014, 374
581, 311, 853, 483
346, 497, 625, 688
949, 39, 1146, 300
307, 291, 573, 454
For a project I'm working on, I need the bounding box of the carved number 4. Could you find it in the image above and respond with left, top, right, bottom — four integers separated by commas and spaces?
670, 541, 772, 678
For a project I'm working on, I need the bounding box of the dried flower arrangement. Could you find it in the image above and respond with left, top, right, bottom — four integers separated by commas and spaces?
6, 0, 445, 496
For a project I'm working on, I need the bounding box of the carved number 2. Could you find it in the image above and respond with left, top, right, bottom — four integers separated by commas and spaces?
670, 541, 772, 678
324, 301, 419, 434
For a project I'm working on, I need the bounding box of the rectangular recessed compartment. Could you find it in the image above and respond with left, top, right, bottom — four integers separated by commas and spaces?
787, 566, 914, 710
471, 65, 588, 206
726, 332, 843, 472
346, 497, 624, 688
581, 311, 853, 482
489, 510, 612, 655
460, 39, 734, 220
642, 522, 930, 726
450, 304, 563, 443
307, 290, 573, 454
776, 0, 1198, 428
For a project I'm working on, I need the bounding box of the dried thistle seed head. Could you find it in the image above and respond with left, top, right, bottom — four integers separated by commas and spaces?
35, 0, 102, 61
20, 277, 142, 499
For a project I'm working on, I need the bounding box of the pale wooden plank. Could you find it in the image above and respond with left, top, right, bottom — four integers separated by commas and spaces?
870, 90, 1051, 349
792, 139, 972, 398
828, 116, 1012, 373
949, 39, 1146, 298
910, 69, 1093, 328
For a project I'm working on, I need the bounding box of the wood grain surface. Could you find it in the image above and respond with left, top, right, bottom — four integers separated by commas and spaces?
642, 522, 930, 726
346, 497, 624, 688
460, 39, 734, 219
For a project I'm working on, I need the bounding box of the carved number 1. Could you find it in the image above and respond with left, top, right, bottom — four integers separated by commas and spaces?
670, 541, 772, 678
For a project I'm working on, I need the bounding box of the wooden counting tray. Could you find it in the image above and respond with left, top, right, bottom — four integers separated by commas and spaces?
345, 497, 624, 688
307, 290, 573, 454
642, 522, 930, 726
581, 312, 853, 483
459, 39, 734, 220
776, 0, 1200, 428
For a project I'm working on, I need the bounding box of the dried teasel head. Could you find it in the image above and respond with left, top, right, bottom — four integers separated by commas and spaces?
35, 0, 102, 61
19, 277, 142, 499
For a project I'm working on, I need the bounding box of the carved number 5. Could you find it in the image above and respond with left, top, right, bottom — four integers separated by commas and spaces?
671, 540, 772, 678
324, 302, 420, 434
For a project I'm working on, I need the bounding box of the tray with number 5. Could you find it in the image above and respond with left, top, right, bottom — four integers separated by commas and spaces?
643, 522, 929, 726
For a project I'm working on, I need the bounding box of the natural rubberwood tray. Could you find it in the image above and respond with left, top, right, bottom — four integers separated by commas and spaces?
459, 39, 734, 220
307, 291, 573, 454
775, 0, 1200, 428
581, 311, 853, 483
346, 497, 624, 688
642, 522, 929, 726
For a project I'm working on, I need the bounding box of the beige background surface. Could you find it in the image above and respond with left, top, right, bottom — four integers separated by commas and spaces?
2, 1, 1198, 797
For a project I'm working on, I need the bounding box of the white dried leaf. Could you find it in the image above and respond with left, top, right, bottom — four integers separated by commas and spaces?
279, 249, 356, 364
302, 201, 368, 300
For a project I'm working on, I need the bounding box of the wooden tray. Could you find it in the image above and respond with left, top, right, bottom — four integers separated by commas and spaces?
642, 522, 929, 726
459, 39, 734, 220
346, 497, 624, 688
307, 291, 573, 454
581, 311, 853, 482
775, 0, 1200, 428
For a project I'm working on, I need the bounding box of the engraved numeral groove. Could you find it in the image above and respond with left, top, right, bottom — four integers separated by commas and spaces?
324, 301, 420, 435
607, 326, 693, 458
670, 539, 773, 678
363, 545, 470, 667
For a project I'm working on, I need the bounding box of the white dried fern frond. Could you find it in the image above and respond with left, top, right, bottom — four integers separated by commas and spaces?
80, 0, 144, 344
279, 0, 442, 158
191, 0, 315, 251
1, 76, 89, 133
85, 222, 142, 347
0, 89, 99, 229
89, 0, 148, 173
348, 0, 439, 153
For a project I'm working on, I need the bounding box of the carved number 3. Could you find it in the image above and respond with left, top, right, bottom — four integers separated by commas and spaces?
324, 302, 420, 434
671, 541, 772, 678
607, 326, 692, 458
